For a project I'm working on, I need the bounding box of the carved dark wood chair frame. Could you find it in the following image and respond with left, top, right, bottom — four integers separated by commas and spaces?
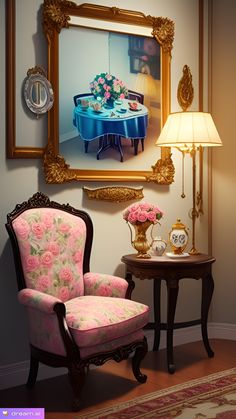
5, 192, 148, 410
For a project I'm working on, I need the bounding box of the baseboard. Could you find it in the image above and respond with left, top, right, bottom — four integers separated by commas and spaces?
0, 362, 67, 391
1, 322, 235, 390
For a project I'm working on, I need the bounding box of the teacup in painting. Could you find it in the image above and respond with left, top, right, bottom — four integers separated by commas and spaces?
129, 101, 138, 110
80, 99, 89, 109
92, 102, 102, 112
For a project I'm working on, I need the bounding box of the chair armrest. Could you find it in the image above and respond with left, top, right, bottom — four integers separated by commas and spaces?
84, 272, 128, 298
18, 288, 62, 314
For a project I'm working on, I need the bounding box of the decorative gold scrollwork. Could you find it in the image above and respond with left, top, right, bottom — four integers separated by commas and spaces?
177, 64, 194, 111
83, 186, 144, 203
150, 17, 175, 54
148, 155, 175, 184
43, 144, 77, 184
43, 0, 76, 36
43, 145, 175, 185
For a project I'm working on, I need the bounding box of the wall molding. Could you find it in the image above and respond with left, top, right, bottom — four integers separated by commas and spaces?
0, 322, 235, 390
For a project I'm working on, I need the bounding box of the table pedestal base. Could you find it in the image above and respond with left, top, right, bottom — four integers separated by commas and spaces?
97, 134, 123, 162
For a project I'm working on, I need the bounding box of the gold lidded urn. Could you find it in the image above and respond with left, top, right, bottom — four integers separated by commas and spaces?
169, 218, 189, 255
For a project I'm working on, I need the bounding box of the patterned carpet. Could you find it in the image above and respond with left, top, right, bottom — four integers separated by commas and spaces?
74, 368, 236, 419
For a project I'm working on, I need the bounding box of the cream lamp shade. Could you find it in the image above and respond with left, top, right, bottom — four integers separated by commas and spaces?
156, 111, 222, 148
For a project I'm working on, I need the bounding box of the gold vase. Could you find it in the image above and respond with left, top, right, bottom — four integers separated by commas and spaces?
128, 221, 153, 258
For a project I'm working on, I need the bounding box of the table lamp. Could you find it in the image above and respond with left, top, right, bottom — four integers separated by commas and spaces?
155, 111, 222, 254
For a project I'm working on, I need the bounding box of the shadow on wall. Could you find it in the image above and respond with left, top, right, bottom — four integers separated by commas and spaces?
0, 240, 29, 363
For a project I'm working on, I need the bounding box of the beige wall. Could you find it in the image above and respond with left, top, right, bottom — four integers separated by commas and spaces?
211, 0, 236, 324
0, 0, 219, 384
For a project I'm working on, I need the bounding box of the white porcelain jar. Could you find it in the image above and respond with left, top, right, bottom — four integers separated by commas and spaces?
151, 236, 167, 256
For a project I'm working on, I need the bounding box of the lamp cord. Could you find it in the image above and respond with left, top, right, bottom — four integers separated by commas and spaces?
181, 151, 186, 198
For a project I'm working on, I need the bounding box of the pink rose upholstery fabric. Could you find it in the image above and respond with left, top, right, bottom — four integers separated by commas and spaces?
84, 272, 128, 298
12, 207, 149, 357
13, 208, 86, 301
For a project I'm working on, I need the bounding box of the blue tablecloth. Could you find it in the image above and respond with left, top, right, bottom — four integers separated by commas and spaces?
73, 98, 148, 142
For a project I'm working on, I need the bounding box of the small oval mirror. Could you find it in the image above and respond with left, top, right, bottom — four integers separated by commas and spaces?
24, 66, 54, 115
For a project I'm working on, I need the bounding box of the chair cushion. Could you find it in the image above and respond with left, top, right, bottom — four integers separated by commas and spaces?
12, 208, 86, 301
65, 296, 149, 348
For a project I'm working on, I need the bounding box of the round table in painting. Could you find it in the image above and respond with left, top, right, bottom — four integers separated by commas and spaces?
73, 97, 148, 162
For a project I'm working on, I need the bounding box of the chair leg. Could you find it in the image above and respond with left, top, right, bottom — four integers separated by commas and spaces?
132, 337, 148, 383
141, 138, 144, 151
26, 354, 39, 388
134, 139, 139, 155
68, 364, 86, 411
84, 141, 89, 153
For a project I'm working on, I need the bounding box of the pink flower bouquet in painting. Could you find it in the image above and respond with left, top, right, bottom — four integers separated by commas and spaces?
123, 201, 164, 225
90, 72, 128, 101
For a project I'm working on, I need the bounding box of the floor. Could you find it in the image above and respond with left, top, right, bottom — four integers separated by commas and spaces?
1, 339, 236, 416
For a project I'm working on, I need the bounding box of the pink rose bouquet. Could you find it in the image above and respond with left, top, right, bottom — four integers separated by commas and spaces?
90, 72, 128, 101
123, 202, 164, 225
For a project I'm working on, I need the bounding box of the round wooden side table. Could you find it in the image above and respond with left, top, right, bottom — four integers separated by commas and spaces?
121, 253, 216, 373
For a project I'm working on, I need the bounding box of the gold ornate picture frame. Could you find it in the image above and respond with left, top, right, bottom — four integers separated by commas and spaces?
43, 0, 175, 184
6, 0, 175, 184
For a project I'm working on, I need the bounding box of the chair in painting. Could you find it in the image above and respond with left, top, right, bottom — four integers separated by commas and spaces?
123, 90, 145, 155
128, 90, 144, 105
6, 192, 149, 410
73, 93, 103, 153
73, 92, 92, 107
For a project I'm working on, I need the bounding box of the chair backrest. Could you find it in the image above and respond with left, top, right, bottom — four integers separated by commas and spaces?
128, 90, 144, 104
73, 93, 93, 107
6, 192, 93, 302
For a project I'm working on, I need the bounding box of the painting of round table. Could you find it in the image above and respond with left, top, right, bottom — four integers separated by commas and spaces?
73, 98, 148, 162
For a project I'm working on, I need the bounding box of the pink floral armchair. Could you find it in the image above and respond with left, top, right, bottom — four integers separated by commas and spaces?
6, 192, 149, 409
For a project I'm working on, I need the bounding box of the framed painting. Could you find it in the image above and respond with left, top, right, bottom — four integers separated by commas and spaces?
6, 0, 175, 184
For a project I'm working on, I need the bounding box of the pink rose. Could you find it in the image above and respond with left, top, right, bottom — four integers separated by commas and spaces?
13, 218, 30, 240
58, 286, 70, 302
105, 74, 112, 80
25, 255, 40, 272
59, 267, 73, 283
47, 242, 60, 256
128, 212, 138, 224
98, 284, 112, 297
58, 223, 70, 233
147, 211, 157, 222
42, 213, 54, 228
98, 77, 105, 84
137, 211, 148, 222
31, 222, 45, 239
41, 251, 54, 268
37, 275, 52, 292
73, 251, 83, 263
